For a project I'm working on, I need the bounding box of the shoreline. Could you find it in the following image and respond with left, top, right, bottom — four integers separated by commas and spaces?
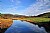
0, 19, 50, 33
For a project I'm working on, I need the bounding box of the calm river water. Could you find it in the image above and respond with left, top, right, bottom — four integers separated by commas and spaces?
5, 20, 47, 33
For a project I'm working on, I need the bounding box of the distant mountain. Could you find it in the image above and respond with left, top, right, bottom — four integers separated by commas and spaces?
37, 12, 50, 18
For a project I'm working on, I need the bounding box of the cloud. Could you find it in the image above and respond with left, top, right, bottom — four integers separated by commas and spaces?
23, 0, 50, 16
0, 6, 17, 14
11, 0, 21, 6
0, 0, 22, 14
15, 0, 21, 6
1, 6, 24, 14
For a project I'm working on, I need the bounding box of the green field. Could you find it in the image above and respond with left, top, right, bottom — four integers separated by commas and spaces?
25, 17, 50, 22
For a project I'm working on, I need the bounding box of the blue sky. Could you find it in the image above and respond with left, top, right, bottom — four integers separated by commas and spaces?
0, 0, 50, 16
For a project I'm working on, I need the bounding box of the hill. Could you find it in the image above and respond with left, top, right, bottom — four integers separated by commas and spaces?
36, 12, 50, 18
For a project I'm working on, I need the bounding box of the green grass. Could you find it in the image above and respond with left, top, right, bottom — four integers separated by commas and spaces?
25, 17, 50, 22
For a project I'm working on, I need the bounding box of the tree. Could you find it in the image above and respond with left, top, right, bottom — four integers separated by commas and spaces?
0, 13, 1, 16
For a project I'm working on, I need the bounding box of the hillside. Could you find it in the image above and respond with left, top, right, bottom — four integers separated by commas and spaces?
0, 13, 29, 19
37, 12, 50, 18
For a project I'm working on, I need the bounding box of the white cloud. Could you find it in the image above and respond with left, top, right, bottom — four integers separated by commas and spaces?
23, 0, 50, 16
10, 0, 21, 6
15, 0, 21, 6
1, 6, 17, 14
1, 6, 24, 14
2, 0, 22, 14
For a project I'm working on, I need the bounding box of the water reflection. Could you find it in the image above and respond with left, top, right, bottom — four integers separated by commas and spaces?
5, 20, 47, 33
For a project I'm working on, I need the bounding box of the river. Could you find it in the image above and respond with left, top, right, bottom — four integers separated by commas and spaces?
4, 20, 47, 33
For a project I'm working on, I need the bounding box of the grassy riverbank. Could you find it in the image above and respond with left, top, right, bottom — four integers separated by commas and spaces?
0, 17, 50, 33
0, 19, 13, 29
25, 17, 50, 22
0, 17, 50, 29
12, 17, 50, 22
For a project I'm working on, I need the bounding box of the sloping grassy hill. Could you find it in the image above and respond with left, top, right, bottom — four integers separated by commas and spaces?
37, 12, 50, 18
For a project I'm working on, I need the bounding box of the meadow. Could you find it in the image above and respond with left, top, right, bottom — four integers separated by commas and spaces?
25, 17, 50, 22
